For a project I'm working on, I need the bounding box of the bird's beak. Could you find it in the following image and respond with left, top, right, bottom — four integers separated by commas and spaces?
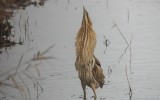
82, 7, 92, 25
83, 6, 87, 15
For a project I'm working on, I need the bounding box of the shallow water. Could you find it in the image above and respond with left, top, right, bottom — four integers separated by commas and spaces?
0, 0, 160, 100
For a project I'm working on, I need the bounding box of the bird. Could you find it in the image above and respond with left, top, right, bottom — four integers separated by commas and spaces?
75, 7, 105, 100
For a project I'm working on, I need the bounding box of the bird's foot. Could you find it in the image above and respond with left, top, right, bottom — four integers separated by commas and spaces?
91, 96, 97, 100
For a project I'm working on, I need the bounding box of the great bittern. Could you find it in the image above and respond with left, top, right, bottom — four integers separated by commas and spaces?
75, 7, 105, 100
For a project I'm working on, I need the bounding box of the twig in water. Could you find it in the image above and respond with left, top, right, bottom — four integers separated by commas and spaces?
113, 21, 129, 60
26, 30, 32, 49
114, 23, 129, 46
103, 35, 110, 54
39, 44, 55, 56
127, 9, 129, 23
125, 65, 132, 100
32, 44, 55, 61
129, 35, 133, 74
10, 76, 24, 100
18, 75, 31, 100
15, 54, 24, 75
107, 66, 112, 78
106, 0, 109, 9
35, 20, 37, 26
119, 44, 129, 60
19, 15, 22, 32
27, 16, 29, 27
0, 81, 17, 89
32, 63, 43, 79
24, 70, 43, 100
7, 50, 9, 61
110, 23, 116, 29
25, 20, 27, 41
17, 75, 29, 100
36, 81, 43, 100
24, 71, 35, 85
36, 82, 38, 100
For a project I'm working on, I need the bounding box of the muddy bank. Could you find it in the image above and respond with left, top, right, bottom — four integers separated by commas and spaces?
0, 0, 46, 50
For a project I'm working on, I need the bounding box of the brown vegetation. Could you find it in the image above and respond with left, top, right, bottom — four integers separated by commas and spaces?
0, 0, 47, 49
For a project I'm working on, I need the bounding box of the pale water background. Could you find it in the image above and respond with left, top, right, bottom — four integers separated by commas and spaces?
0, 0, 160, 100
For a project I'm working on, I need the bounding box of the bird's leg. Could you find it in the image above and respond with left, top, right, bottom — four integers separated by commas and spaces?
81, 82, 86, 100
90, 83, 97, 99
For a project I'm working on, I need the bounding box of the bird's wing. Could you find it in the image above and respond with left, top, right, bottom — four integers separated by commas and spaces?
92, 56, 105, 88
94, 55, 101, 67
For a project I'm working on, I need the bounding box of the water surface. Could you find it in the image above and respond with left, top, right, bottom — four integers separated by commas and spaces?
0, 0, 160, 100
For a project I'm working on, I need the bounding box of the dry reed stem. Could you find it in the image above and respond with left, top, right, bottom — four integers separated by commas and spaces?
10, 76, 24, 100
112, 21, 129, 60
27, 16, 29, 27
129, 35, 133, 74
19, 15, 22, 32
127, 9, 129, 23
114, 23, 129, 46
15, 53, 24, 74
18, 75, 31, 100
125, 65, 132, 100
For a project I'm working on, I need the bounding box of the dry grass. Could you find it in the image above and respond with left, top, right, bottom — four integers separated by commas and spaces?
0, 44, 55, 100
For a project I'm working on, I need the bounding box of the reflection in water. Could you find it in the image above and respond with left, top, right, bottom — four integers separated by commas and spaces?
0, 0, 47, 50
103, 35, 110, 54
0, 9, 15, 49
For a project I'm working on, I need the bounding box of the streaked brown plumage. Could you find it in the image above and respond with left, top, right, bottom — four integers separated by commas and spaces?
75, 7, 105, 99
